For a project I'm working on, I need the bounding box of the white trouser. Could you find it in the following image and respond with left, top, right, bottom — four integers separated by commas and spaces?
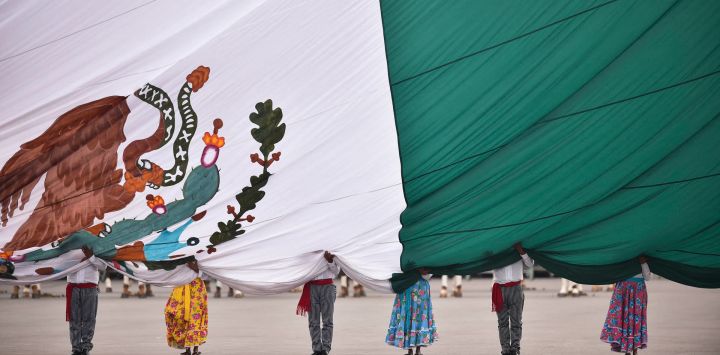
559, 278, 584, 294
441, 275, 462, 288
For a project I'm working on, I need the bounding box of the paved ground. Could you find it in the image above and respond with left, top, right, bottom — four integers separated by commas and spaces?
1, 277, 718, 355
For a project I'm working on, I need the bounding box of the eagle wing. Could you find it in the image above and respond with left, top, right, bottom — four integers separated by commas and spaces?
1, 96, 133, 251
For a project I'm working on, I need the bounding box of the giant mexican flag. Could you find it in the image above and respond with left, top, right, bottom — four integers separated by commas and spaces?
1, 1, 718, 292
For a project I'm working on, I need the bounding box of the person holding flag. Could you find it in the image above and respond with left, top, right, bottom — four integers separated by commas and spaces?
297, 251, 340, 355
492, 243, 534, 355
164, 260, 208, 355
67, 246, 106, 355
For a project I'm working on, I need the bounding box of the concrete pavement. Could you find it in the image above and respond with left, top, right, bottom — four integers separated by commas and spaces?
1, 277, 718, 355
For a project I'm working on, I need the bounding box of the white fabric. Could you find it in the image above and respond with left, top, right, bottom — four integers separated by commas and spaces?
493, 254, 534, 284
0, 1, 404, 293
105, 260, 197, 288
0, 251, 105, 285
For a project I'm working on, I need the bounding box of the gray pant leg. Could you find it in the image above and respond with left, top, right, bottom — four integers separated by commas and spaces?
496, 297, 511, 353
320, 285, 336, 352
81, 288, 99, 352
69, 287, 98, 352
309, 285, 323, 352
69, 289, 82, 353
507, 285, 524, 352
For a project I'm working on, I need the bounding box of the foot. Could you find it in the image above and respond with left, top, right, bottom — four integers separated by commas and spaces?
452, 285, 463, 297
339, 286, 348, 298
353, 285, 366, 297
439, 286, 448, 298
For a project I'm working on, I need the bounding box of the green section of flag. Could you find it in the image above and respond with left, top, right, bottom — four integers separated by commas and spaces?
382, 0, 720, 290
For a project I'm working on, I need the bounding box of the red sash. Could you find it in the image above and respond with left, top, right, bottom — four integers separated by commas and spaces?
491, 280, 521, 312
66, 283, 97, 321
296, 279, 333, 316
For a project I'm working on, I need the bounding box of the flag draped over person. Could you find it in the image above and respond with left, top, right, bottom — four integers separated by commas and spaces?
0, 0, 718, 292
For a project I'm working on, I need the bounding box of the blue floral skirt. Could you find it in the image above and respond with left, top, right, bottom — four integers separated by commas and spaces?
600, 278, 648, 352
385, 278, 438, 349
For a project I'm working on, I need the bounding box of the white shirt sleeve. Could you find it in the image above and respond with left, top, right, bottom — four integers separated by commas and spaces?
520, 253, 534, 268
641, 262, 651, 280
88, 256, 107, 271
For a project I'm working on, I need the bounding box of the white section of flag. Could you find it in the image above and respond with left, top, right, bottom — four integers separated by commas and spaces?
0, 1, 404, 292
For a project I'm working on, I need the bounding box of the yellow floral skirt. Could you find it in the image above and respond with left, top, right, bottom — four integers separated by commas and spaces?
165, 277, 208, 349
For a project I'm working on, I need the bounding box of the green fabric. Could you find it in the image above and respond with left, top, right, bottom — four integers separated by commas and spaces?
381, 0, 720, 292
